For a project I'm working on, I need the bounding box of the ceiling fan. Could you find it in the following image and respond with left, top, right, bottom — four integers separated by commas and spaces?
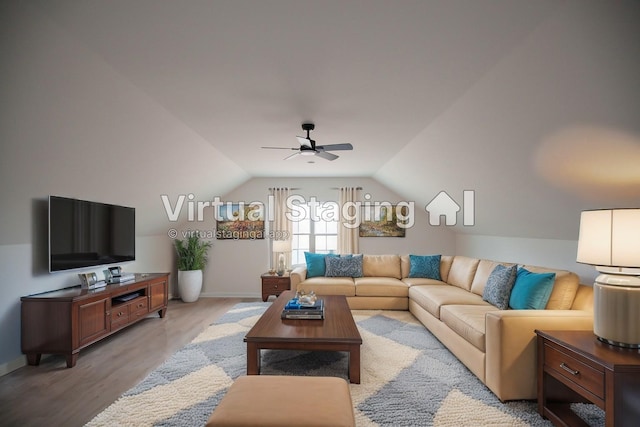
261, 123, 353, 161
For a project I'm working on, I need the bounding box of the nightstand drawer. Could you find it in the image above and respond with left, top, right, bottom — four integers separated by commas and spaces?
261, 274, 291, 301
262, 278, 289, 291
544, 343, 604, 399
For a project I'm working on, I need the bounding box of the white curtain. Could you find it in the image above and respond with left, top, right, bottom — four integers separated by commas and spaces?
338, 187, 360, 254
269, 187, 292, 269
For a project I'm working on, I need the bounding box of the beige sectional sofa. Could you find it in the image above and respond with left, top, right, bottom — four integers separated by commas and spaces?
290, 254, 594, 401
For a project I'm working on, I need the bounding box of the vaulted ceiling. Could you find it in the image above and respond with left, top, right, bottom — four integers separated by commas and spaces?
5, 0, 640, 242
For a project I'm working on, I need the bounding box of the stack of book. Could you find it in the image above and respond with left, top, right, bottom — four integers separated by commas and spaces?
281, 298, 324, 319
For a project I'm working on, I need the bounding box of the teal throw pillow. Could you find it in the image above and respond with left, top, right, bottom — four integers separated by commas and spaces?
482, 264, 517, 310
304, 252, 337, 278
409, 254, 442, 280
509, 268, 556, 310
325, 254, 363, 277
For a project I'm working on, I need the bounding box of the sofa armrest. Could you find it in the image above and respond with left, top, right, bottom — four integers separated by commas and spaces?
290, 266, 307, 290
485, 310, 593, 401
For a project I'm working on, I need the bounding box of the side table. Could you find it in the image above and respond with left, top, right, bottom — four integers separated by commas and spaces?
261, 273, 290, 302
536, 329, 640, 427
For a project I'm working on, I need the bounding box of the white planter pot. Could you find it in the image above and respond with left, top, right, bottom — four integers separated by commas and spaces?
178, 270, 203, 303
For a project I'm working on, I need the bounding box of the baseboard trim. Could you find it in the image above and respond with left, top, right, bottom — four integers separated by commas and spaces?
199, 292, 261, 299
0, 355, 27, 377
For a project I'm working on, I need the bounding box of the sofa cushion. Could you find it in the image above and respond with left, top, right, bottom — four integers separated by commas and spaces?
470, 260, 516, 296
447, 256, 481, 291
509, 268, 555, 310
325, 254, 363, 278
522, 265, 580, 310
305, 252, 337, 278
401, 255, 410, 278
354, 277, 408, 297
408, 284, 488, 319
439, 256, 454, 283
362, 254, 401, 279
440, 305, 499, 352
408, 254, 442, 280
482, 265, 517, 310
402, 277, 447, 287
297, 277, 356, 296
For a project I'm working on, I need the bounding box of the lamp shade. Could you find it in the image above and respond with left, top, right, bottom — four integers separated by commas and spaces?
577, 208, 640, 348
272, 239, 291, 253
577, 209, 640, 268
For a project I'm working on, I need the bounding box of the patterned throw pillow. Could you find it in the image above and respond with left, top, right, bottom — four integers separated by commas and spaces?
509, 268, 556, 310
408, 254, 442, 280
325, 254, 363, 277
482, 264, 517, 310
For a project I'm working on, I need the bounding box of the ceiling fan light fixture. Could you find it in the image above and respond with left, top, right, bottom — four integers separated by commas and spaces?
260, 122, 353, 161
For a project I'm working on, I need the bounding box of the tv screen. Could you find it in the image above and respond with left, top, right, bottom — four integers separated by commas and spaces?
49, 196, 136, 272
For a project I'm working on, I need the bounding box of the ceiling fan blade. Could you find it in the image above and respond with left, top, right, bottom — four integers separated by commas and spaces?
315, 151, 338, 161
316, 143, 353, 151
261, 146, 298, 150
296, 136, 312, 148
283, 151, 301, 160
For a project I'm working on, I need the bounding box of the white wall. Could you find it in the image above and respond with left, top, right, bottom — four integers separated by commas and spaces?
0, 2, 248, 372
194, 177, 455, 298
0, 235, 174, 375
375, 0, 640, 241
455, 234, 598, 284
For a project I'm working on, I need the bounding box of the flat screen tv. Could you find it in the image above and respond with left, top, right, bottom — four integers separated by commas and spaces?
49, 196, 136, 272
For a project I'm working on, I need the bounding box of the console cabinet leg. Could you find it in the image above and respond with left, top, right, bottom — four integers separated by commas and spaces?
26, 353, 41, 366
66, 353, 78, 368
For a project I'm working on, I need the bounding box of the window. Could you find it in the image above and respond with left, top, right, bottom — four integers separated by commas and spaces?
291, 203, 338, 265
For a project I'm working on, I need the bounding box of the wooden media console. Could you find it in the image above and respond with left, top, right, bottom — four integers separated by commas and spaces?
21, 273, 169, 368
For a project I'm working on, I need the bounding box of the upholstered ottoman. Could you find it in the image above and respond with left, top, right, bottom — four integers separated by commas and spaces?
206, 375, 355, 427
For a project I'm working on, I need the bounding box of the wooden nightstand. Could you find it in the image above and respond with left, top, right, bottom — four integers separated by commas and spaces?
261, 273, 290, 302
536, 329, 640, 427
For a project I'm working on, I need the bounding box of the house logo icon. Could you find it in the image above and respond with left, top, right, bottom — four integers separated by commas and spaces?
425, 190, 475, 226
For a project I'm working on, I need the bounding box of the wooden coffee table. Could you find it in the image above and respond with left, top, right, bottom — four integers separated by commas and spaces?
244, 290, 363, 383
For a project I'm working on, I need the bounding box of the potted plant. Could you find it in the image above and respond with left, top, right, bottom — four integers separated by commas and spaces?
174, 234, 212, 302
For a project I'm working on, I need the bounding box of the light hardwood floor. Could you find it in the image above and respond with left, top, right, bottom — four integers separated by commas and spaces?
0, 297, 255, 427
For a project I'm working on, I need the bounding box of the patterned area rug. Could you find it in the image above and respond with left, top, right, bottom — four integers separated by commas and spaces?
87, 302, 604, 426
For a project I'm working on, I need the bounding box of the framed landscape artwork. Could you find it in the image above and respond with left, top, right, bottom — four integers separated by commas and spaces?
216, 203, 265, 240
359, 204, 407, 237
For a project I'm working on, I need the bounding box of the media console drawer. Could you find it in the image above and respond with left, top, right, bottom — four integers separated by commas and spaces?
21, 273, 169, 368
111, 304, 130, 328
131, 297, 148, 316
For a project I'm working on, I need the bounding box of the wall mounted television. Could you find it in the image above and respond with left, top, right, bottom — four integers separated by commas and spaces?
49, 195, 136, 273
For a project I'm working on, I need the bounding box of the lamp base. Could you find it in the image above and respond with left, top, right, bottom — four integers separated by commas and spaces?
277, 253, 286, 277
593, 274, 640, 348
596, 336, 640, 349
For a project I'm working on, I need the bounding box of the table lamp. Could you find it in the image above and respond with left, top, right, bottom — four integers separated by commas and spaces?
272, 239, 291, 276
576, 209, 640, 348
